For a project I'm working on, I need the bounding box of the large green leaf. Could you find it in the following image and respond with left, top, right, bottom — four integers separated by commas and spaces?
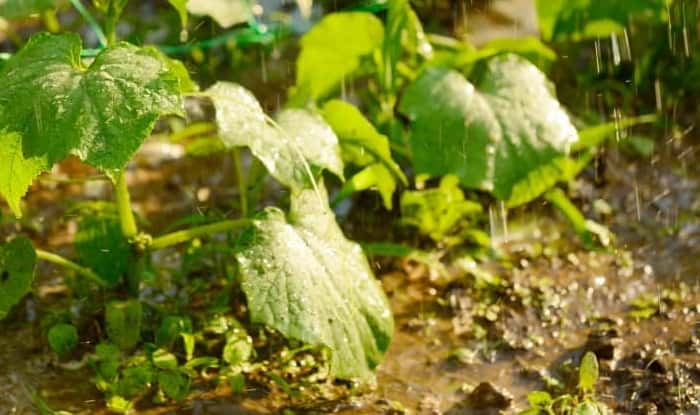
0, 236, 36, 320
0, 0, 57, 18
293, 12, 384, 103
0, 33, 183, 214
236, 186, 393, 380
206, 81, 343, 189
398, 55, 578, 201
186, 0, 253, 28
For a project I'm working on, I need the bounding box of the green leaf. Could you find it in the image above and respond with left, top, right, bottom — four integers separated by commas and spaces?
207, 81, 342, 189
167, 0, 188, 30
293, 12, 384, 103
506, 156, 585, 208
400, 175, 484, 246
75, 214, 131, 286
152, 349, 179, 370
573, 401, 602, 415
0, 129, 46, 217
186, 0, 253, 28
536, 0, 669, 41
381, 0, 432, 92
236, 185, 393, 380
0, 0, 57, 19
572, 114, 657, 151
117, 364, 154, 398
578, 351, 600, 391
155, 316, 193, 348
399, 55, 578, 201
0, 235, 36, 320
158, 371, 189, 400
47, 323, 78, 354
527, 390, 552, 406
0, 32, 183, 194
222, 333, 252, 366
106, 300, 142, 350
321, 99, 406, 209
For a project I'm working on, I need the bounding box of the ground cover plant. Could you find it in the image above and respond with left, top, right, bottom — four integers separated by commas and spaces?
1, 0, 699, 413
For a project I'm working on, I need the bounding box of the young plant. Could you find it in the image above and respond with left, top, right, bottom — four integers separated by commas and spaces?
520, 351, 610, 415
0, 0, 393, 409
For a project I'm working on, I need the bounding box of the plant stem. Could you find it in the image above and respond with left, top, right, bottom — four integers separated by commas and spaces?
150, 219, 252, 250
35, 249, 106, 287
68, 0, 108, 47
115, 170, 138, 239
232, 148, 248, 217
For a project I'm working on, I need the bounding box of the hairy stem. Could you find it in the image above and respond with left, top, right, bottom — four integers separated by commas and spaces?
35, 249, 106, 287
115, 171, 138, 239
232, 148, 248, 217
150, 219, 252, 250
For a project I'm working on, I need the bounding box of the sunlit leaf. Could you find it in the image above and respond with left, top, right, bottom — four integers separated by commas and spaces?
400, 175, 485, 246
293, 12, 384, 103
399, 55, 578, 201
207, 81, 343, 190
236, 185, 393, 380
0, 236, 36, 320
321, 99, 406, 209
0, 32, 183, 210
0, 130, 45, 216
186, 0, 253, 28
579, 351, 600, 391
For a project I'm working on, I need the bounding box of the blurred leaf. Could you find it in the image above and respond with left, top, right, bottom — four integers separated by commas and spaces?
0, 236, 36, 320
75, 214, 131, 286
117, 364, 154, 398
158, 371, 189, 400
47, 323, 78, 354
152, 349, 178, 370
573, 114, 657, 151
578, 351, 600, 391
293, 12, 384, 103
167, 0, 188, 30
236, 185, 393, 380
399, 55, 577, 201
0, 0, 58, 19
400, 175, 484, 246
155, 316, 193, 348
527, 390, 552, 406
573, 401, 602, 415
536, 0, 670, 41
186, 0, 253, 28
321, 99, 406, 209
106, 300, 142, 350
222, 333, 252, 366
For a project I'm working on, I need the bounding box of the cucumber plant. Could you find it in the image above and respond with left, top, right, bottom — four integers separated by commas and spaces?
0, 0, 393, 408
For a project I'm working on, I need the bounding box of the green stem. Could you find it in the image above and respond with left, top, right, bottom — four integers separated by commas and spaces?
232, 148, 248, 217
150, 219, 252, 250
35, 249, 106, 287
68, 0, 108, 47
115, 171, 138, 239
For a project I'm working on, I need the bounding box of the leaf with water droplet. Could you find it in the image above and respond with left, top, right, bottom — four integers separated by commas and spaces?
0, 236, 36, 320
0, 33, 184, 213
292, 12, 384, 103
399, 55, 578, 201
236, 185, 393, 380
207, 81, 343, 190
